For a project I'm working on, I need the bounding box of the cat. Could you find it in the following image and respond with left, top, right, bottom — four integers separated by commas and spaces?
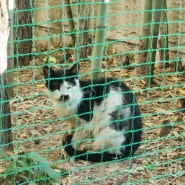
43, 63, 142, 162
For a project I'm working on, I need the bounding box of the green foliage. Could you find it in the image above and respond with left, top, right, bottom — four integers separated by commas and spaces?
128, 53, 135, 61
47, 56, 57, 64
3, 153, 68, 185
104, 42, 113, 55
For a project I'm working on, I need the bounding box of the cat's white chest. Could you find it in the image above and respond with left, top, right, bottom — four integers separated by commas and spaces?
52, 100, 76, 118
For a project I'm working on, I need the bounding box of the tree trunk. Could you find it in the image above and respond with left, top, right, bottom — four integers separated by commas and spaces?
15, 0, 32, 66
7, 0, 15, 98
159, 0, 169, 68
74, 0, 87, 63
137, 0, 162, 85
64, 0, 76, 45
0, 0, 13, 153
137, 0, 152, 77
91, 1, 109, 80
145, 0, 162, 84
83, 7, 91, 43
0, 74, 13, 152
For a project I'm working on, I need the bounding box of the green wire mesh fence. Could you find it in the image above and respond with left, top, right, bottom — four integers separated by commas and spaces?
0, 0, 185, 184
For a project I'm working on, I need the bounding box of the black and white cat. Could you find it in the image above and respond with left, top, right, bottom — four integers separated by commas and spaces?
43, 63, 142, 162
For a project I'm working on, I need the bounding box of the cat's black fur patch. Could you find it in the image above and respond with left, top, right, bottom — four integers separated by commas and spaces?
63, 135, 124, 162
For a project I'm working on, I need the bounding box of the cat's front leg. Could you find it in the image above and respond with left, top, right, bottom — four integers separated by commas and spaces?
92, 122, 110, 136
91, 114, 112, 136
71, 127, 90, 150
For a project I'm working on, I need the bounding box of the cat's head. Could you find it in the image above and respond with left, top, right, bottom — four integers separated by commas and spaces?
43, 64, 82, 103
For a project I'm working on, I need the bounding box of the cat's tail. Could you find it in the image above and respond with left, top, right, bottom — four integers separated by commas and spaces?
63, 135, 124, 162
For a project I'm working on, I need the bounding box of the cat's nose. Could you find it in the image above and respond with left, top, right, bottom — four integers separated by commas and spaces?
59, 95, 69, 102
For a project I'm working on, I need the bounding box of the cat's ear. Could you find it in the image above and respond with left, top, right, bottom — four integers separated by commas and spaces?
43, 66, 55, 79
69, 63, 79, 74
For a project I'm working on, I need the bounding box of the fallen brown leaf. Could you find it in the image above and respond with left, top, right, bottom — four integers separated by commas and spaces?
159, 120, 171, 137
